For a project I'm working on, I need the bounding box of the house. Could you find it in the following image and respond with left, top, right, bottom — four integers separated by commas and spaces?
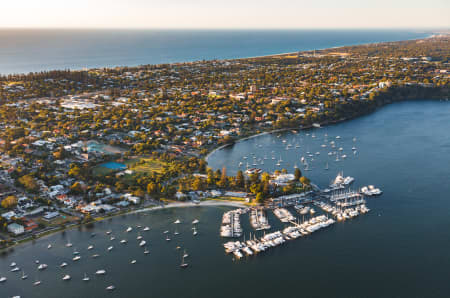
43, 211, 60, 220
8, 223, 24, 235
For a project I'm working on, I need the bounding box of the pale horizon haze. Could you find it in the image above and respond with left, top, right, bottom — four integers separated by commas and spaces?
1, 0, 449, 29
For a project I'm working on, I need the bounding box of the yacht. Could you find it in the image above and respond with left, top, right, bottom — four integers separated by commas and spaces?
0, 277, 7, 282
62, 275, 71, 281
11, 267, 20, 272
82, 273, 90, 282
183, 249, 189, 258
126, 227, 133, 232
65, 241, 73, 248
73, 255, 81, 261
193, 227, 198, 236
87, 245, 94, 250
60, 262, 68, 268
107, 246, 114, 251
33, 280, 41, 286
120, 239, 128, 244
21, 271, 28, 280
144, 248, 150, 254
96, 270, 106, 275
10, 262, 17, 267
139, 240, 146, 247
47, 244, 52, 249
163, 230, 169, 234
110, 236, 116, 241
174, 228, 179, 235
106, 285, 115, 291
143, 226, 150, 231
131, 260, 137, 264
106, 231, 112, 235
137, 233, 143, 240
37, 264, 47, 270
166, 235, 171, 241
174, 219, 181, 224
92, 254, 100, 258
192, 219, 199, 224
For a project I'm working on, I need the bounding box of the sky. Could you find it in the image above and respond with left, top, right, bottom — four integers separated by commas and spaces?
1, 0, 449, 29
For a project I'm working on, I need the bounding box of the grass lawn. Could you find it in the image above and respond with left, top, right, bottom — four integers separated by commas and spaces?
126, 158, 167, 174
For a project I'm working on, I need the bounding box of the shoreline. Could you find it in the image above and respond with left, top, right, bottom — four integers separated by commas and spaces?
0, 31, 434, 76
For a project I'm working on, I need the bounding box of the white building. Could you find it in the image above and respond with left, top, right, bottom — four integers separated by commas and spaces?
8, 223, 24, 235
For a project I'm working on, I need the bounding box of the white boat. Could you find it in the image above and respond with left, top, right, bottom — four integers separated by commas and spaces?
107, 246, 113, 251
21, 271, 28, 280
73, 255, 81, 261
144, 248, 150, 254
137, 234, 143, 240
166, 235, 171, 241
47, 244, 52, 249
174, 219, 181, 224
10, 262, 16, 267
11, 267, 20, 272
106, 285, 115, 291
60, 262, 68, 268
163, 230, 169, 234
192, 219, 199, 224
33, 280, 41, 286
62, 274, 71, 281
143, 227, 150, 231
37, 264, 47, 270
0, 277, 7, 282
131, 260, 137, 264
87, 245, 94, 250
110, 236, 115, 241
66, 241, 72, 248
106, 231, 111, 235
120, 239, 128, 244
139, 240, 146, 247
96, 270, 106, 275
126, 227, 132, 232
82, 273, 90, 282
183, 249, 189, 258
180, 255, 188, 268
92, 254, 100, 258
193, 227, 198, 236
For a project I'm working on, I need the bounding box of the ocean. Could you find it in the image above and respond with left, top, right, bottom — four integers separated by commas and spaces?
0, 29, 430, 75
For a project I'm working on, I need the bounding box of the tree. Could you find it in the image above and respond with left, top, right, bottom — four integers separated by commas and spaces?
300, 176, 310, 185
70, 181, 84, 194
192, 177, 204, 191
18, 174, 39, 192
147, 182, 157, 194
218, 167, 227, 188
255, 192, 264, 203
235, 170, 245, 188
1, 195, 18, 209
294, 168, 302, 180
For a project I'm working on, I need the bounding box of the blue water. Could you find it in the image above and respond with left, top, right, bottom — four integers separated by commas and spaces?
101, 162, 126, 170
0, 29, 430, 75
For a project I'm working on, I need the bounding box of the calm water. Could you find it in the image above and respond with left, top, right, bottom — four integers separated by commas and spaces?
0, 29, 429, 75
2, 101, 450, 298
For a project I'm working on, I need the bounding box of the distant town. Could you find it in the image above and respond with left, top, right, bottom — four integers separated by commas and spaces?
0, 35, 448, 249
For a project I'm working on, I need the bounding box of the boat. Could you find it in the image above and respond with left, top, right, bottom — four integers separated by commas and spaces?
174, 219, 181, 224
325, 162, 329, 170
163, 230, 169, 234
126, 227, 132, 232
37, 264, 47, 270
47, 244, 52, 249
166, 235, 171, 241
131, 260, 137, 264
0, 277, 7, 283
174, 228, 179, 235
33, 280, 41, 286
73, 255, 81, 261
92, 254, 100, 258
106, 285, 115, 291
137, 233, 143, 240
192, 219, 199, 224
144, 248, 150, 254
143, 227, 150, 231
62, 275, 71, 281
65, 241, 73, 248
110, 236, 116, 241
95, 270, 106, 275
87, 245, 94, 250
21, 271, 28, 280
180, 255, 188, 268
82, 273, 90, 282
60, 262, 68, 268
106, 231, 111, 235
107, 246, 114, 251
11, 267, 20, 272
183, 249, 189, 258
120, 239, 128, 244
139, 240, 146, 247
193, 227, 198, 236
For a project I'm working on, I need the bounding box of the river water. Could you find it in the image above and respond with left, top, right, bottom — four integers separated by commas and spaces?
1, 100, 450, 298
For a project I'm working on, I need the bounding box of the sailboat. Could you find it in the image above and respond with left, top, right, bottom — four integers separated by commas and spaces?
183, 249, 189, 258
82, 273, 90, 282
144, 247, 150, 254
193, 227, 198, 236
180, 255, 188, 268
174, 228, 179, 235
21, 271, 28, 280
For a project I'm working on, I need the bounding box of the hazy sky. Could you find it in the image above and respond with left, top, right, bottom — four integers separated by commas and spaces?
1, 0, 449, 29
